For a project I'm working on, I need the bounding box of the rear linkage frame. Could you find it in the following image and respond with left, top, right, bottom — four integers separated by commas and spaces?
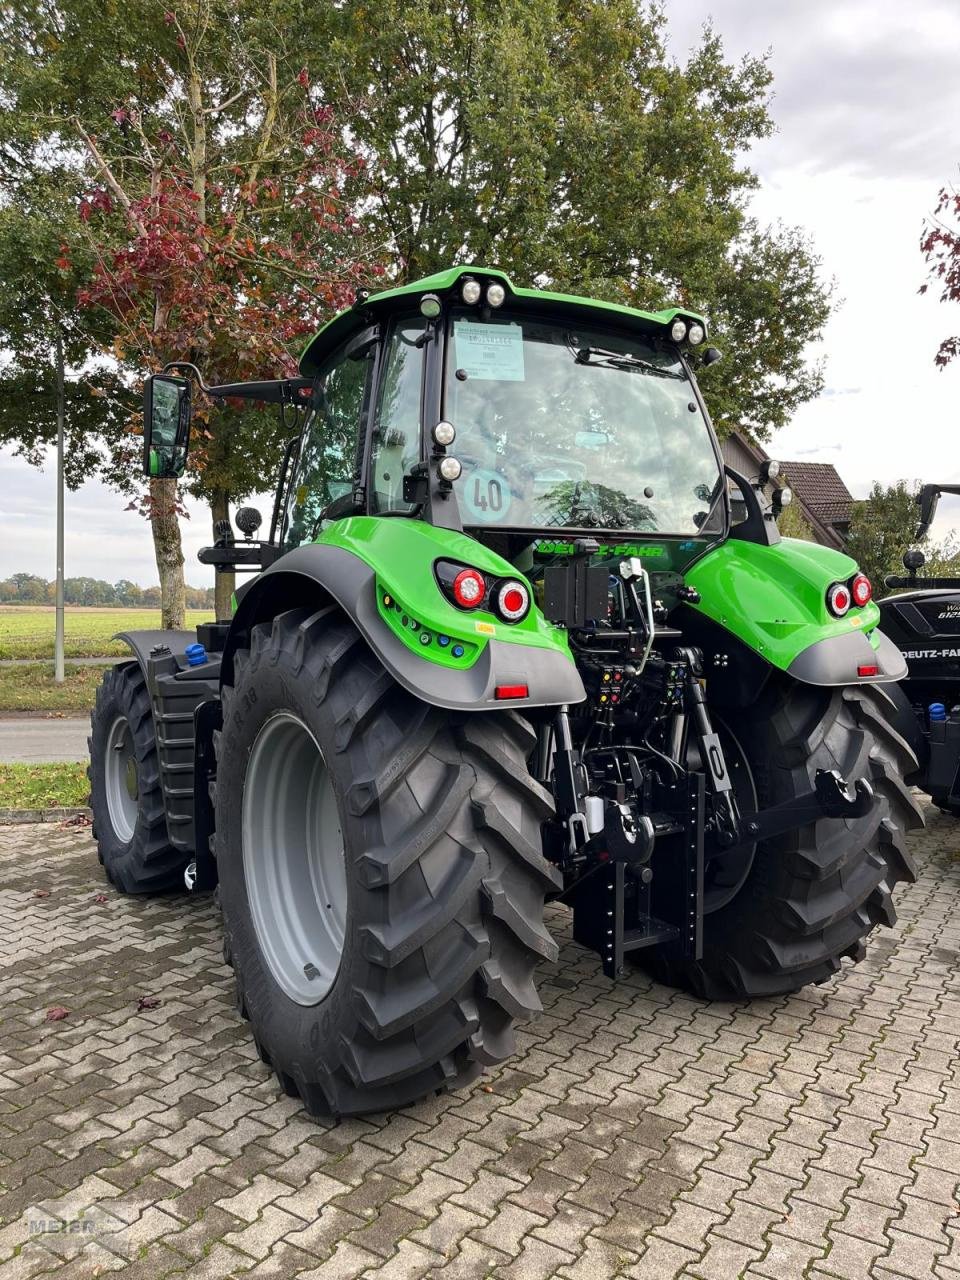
544, 551, 875, 979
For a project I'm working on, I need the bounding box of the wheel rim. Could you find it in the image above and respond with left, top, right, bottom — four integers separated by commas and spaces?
241, 712, 348, 1005
105, 714, 138, 844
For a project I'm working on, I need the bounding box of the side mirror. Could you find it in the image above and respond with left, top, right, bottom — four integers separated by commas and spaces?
915, 484, 940, 540
143, 374, 192, 478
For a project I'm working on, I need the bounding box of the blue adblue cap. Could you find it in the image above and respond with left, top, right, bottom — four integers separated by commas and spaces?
185, 643, 207, 667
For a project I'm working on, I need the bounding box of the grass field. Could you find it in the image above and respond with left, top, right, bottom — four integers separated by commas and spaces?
0, 664, 103, 713
0, 606, 214, 660
0, 762, 88, 809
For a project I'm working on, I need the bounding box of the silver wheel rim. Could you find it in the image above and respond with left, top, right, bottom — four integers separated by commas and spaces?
241, 712, 348, 1005
105, 714, 138, 844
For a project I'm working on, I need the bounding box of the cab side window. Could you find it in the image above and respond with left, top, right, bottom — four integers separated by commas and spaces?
283, 347, 371, 547
369, 317, 427, 513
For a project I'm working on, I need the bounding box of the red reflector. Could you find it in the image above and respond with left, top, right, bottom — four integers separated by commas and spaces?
503, 588, 525, 613
858, 664, 879, 677
495, 684, 529, 700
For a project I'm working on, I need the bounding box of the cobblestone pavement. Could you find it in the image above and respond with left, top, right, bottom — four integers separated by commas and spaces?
1, 804, 958, 1280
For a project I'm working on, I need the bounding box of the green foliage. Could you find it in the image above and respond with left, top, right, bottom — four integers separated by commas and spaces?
847, 481, 960, 590
0, 576, 214, 607
0, 762, 89, 810
777, 499, 817, 543
0, 604, 214, 659
0, 663, 103, 713
312, 0, 833, 437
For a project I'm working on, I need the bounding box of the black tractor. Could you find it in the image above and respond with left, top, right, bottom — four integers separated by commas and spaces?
880, 483, 960, 815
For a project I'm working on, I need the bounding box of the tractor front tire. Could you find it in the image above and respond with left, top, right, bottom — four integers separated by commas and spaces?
214, 606, 559, 1117
646, 680, 924, 999
88, 662, 185, 893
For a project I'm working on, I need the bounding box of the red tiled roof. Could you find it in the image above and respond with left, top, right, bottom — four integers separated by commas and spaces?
779, 462, 854, 519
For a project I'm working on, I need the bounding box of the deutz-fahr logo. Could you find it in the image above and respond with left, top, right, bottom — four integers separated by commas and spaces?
534, 540, 666, 558
903, 648, 960, 660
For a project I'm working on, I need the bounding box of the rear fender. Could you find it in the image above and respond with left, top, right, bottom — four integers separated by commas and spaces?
685, 537, 906, 687
223, 535, 585, 711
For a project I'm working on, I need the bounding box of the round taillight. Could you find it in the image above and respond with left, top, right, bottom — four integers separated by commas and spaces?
452, 568, 486, 609
851, 573, 872, 607
496, 580, 530, 623
827, 583, 851, 616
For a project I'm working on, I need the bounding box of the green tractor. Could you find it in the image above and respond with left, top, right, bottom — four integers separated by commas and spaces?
88, 267, 922, 1116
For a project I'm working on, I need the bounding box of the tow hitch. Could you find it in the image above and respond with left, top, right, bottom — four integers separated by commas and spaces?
721, 770, 875, 854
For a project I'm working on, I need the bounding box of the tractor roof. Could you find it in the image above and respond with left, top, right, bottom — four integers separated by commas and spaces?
299, 265, 707, 376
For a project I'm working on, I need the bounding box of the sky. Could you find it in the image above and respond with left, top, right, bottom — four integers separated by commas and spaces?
3, 0, 960, 587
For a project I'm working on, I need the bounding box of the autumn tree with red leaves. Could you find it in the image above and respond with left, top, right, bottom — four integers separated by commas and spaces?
921, 186, 960, 370
64, 6, 378, 623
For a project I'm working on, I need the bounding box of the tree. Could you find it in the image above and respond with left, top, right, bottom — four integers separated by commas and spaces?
777, 500, 817, 543
847, 481, 960, 591
921, 185, 960, 367
310, 1, 833, 437
0, 0, 375, 623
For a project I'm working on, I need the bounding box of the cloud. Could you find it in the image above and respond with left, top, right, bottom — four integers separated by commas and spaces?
667, 0, 960, 180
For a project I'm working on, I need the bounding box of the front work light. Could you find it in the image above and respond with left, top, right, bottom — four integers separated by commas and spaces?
420, 293, 442, 318
433, 421, 456, 447
486, 283, 506, 308
670, 318, 688, 342
461, 278, 482, 305
438, 455, 462, 481
687, 323, 705, 345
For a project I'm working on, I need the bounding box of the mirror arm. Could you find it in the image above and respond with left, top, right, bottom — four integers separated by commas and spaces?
161, 363, 314, 406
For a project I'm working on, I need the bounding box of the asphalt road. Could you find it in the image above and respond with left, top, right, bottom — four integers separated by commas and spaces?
0, 716, 90, 763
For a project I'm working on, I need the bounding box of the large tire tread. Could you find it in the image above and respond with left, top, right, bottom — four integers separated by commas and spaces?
88, 662, 184, 894
216, 606, 559, 1117
646, 679, 923, 1000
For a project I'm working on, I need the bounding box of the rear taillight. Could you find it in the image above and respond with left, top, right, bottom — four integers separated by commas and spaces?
827, 582, 851, 616
435, 560, 531, 624
851, 573, 872, 607
452, 568, 486, 609
495, 580, 530, 623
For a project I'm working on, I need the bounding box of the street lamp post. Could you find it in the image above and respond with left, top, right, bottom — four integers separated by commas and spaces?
54, 329, 65, 684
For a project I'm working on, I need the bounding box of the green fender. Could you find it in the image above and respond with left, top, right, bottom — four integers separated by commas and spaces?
685, 537, 907, 685
226, 516, 585, 711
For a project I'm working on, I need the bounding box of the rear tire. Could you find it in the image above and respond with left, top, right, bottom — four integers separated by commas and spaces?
88, 663, 185, 893
644, 680, 924, 998
215, 606, 560, 1117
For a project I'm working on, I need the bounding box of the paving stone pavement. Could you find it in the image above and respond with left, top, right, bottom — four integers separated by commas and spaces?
1, 803, 959, 1280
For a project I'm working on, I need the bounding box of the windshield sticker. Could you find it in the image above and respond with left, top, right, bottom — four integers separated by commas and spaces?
454, 321, 525, 381
463, 468, 513, 524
